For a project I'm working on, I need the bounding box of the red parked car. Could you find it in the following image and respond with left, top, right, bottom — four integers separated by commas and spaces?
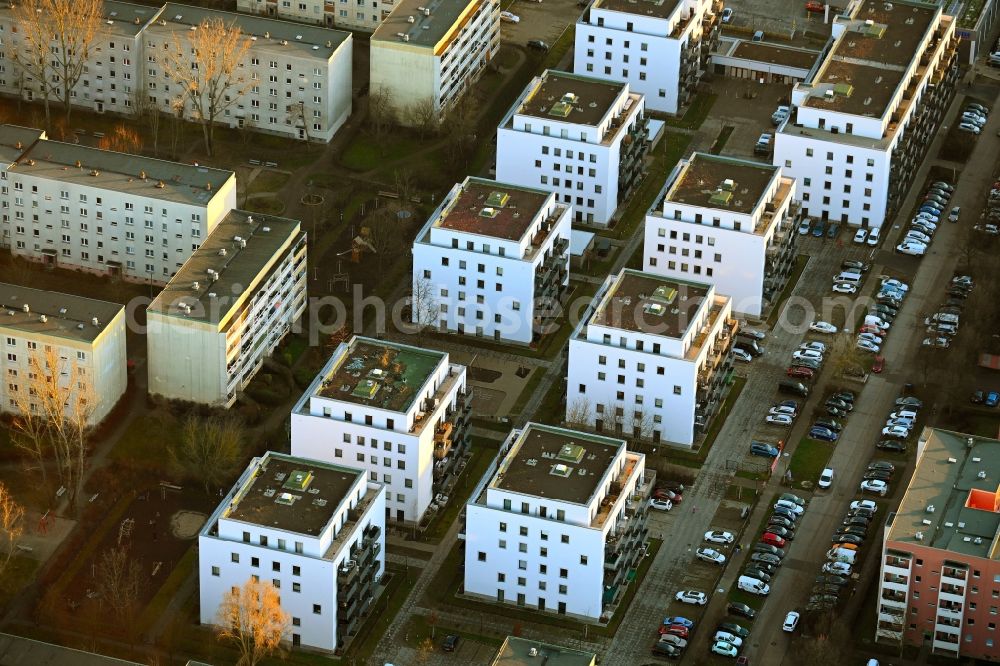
659, 624, 690, 638
787, 366, 814, 380
761, 532, 787, 548
872, 355, 885, 373
805, 0, 824, 12
655, 488, 683, 504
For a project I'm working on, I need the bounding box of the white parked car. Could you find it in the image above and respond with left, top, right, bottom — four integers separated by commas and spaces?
714, 631, 743, 648
705, 530, 735, 544
769, 405, 797, 417
500, 10, 520, 22
851, 499, 877, 512
823, 561, 852, 575
861, 479, 889, 496
905, 230, 931, 244
783, 611, 800, 632
675, 590, 708, 605
810, 320, 838, 334
856, 339, 880, 353
858, 332, 883, 344
880, 279, 908, 292
766, 414, 793, 426
866, 227, 881, 246
818, 468, 835, 489
882, 425, 910, 439
958, 122, 981, 134
897, 242, 927, 256
948, 207, 961, 222
711, 641, 739, 658
833, 282, 858, 294
800, 341, 827, 353
853, 228, 868, 244
696, 547, 727, 565
733, 348, 753, 363
792, 349, 822, 361
650, 498, 673, 511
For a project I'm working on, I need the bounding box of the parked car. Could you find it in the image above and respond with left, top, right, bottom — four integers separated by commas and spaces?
766, 414, 794, 426
762, 532, 787, 548
818, 468, 834, 489
750, 552, 782, 567
809, 427, 838, 442
650, 498, 673, 511
721, 7, 733, 22
705, 530, 735, 544
696, 547, 726, 565
750, 441, 780, 457
810, 320, 838, 334
877, 440, 907, 453
711, 641, 739, 658
650, 643, 682, 659
714, 631, 744, 648
833, 282, 858, 294
853, 228, 868, 244
861, 479, 889, 496
500, 10, 520, 22
526, 39, 550, 51
733, 348, 753, 363
675, 590, 708, 605
783, 611, 800, 632
718, 622, 751, 639
779, 492, 806, 506
663, 616, 695, 629
727, 602, 757, 619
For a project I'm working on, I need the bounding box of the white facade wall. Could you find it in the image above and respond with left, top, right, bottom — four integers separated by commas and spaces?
290, 339, 468, 523
199, 454, 386, 653
566, 272, 734, 447
143, 9, 353, 144
146, 230, 307, 406
643, 160, 797, 317
463, 425, 648, 620
574, 0, 713, 114
238, 0, 396, 32
370, 0, 500, 122
495, 74, 646, 226
773, 2, 957, 227
0, 306, 127, 426
411, 180, 571, 344
0, 157, 236, 283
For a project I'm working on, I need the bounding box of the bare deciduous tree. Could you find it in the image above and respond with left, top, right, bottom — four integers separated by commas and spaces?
0, 483, 25, 577
160, 18, 254, 156
409, 277, 440, 336
10, 348, 94, 511
405, 98, 440, 140
216, 578, 290, 666
168, 414, 245, 494
566, 397, 593, 428
365, 207, 400, 275
95, 544, 145, 630
133, 90, 162, 157
12, 0, 102, 125
98, 124, 143, 154
286, 101, 311, 143
367, 87, 395, 150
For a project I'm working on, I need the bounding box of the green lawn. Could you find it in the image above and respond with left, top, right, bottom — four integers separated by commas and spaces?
244, 196, 285, 216
710, 126, 735, 155
787, 436, 835, 488
110, 412, 181, 467
0, 556, 39, 606
340, 132, 428, 172
248, 170, 290, 194
665, 93, 718, 130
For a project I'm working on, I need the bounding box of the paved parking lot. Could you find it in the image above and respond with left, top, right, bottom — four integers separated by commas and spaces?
722, 0, 836, 38
500, 0, 579, 47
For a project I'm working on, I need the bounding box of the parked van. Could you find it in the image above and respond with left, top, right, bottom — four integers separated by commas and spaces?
827, 547, 857, 564
927, 312, 959, 325
778, 381, 810, 397
864, 315, 889, 330
834, 271, 863, 285
738, 575, 770, 596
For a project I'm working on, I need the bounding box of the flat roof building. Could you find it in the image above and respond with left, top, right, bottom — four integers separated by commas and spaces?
575, 0, 720, 114
199, 451, 386, 652
370, 0, 499, 123
773, 0, 959, 228
496, 70, 649, 226
566, 269, 737, 447
0, 2, 353, 143
147, 210, 307, 406
0, 126, 236, 283
464, 423, 654, 620
412, 177, 571, 343
0, 283, 126, 425
644, 153, 800, 317
237, 0, 396, 33
291, 336, 471, 524
876, 428, 1000, 661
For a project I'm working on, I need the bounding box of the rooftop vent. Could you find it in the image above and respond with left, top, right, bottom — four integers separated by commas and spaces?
945, 522, 954, 528
947, 457, 958, 463
974, 537, 983, 545
282, 470, 313, 492
977, 470, 987, 479
38, 314, 46, 323
479, 206, 499, 218
550, 463, 572, 478
219, 248, 227, 257
92, 317, 100, 327
973, 457, 982, 462
21, 304, 29, 314
275, 492, 298, 505
58, 307, 66, 315
643, 302, 666, 316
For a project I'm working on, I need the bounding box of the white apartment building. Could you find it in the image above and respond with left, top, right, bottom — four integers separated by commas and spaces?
411, 177, 571, 344
463, 423, 654, 620
0, 2, 353, 143
773, 0, 958, 228
0, 1, 160, 116
496, 70, 648, 226
0, 283, 126, 426
144, 5, 353, 143
566, 269, 737, 448
0, 125, 44, 169
238, 0, 397, 33
370, 0, 500, 123
146, 210, 306, 407
574, 0, 720, 115
0, 129, 235, 283
199, 451, 386, 652
291, 337, 472, 524
644, 153, 800, 318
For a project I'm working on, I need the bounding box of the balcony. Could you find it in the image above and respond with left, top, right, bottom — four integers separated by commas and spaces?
433, 421, 455, 460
